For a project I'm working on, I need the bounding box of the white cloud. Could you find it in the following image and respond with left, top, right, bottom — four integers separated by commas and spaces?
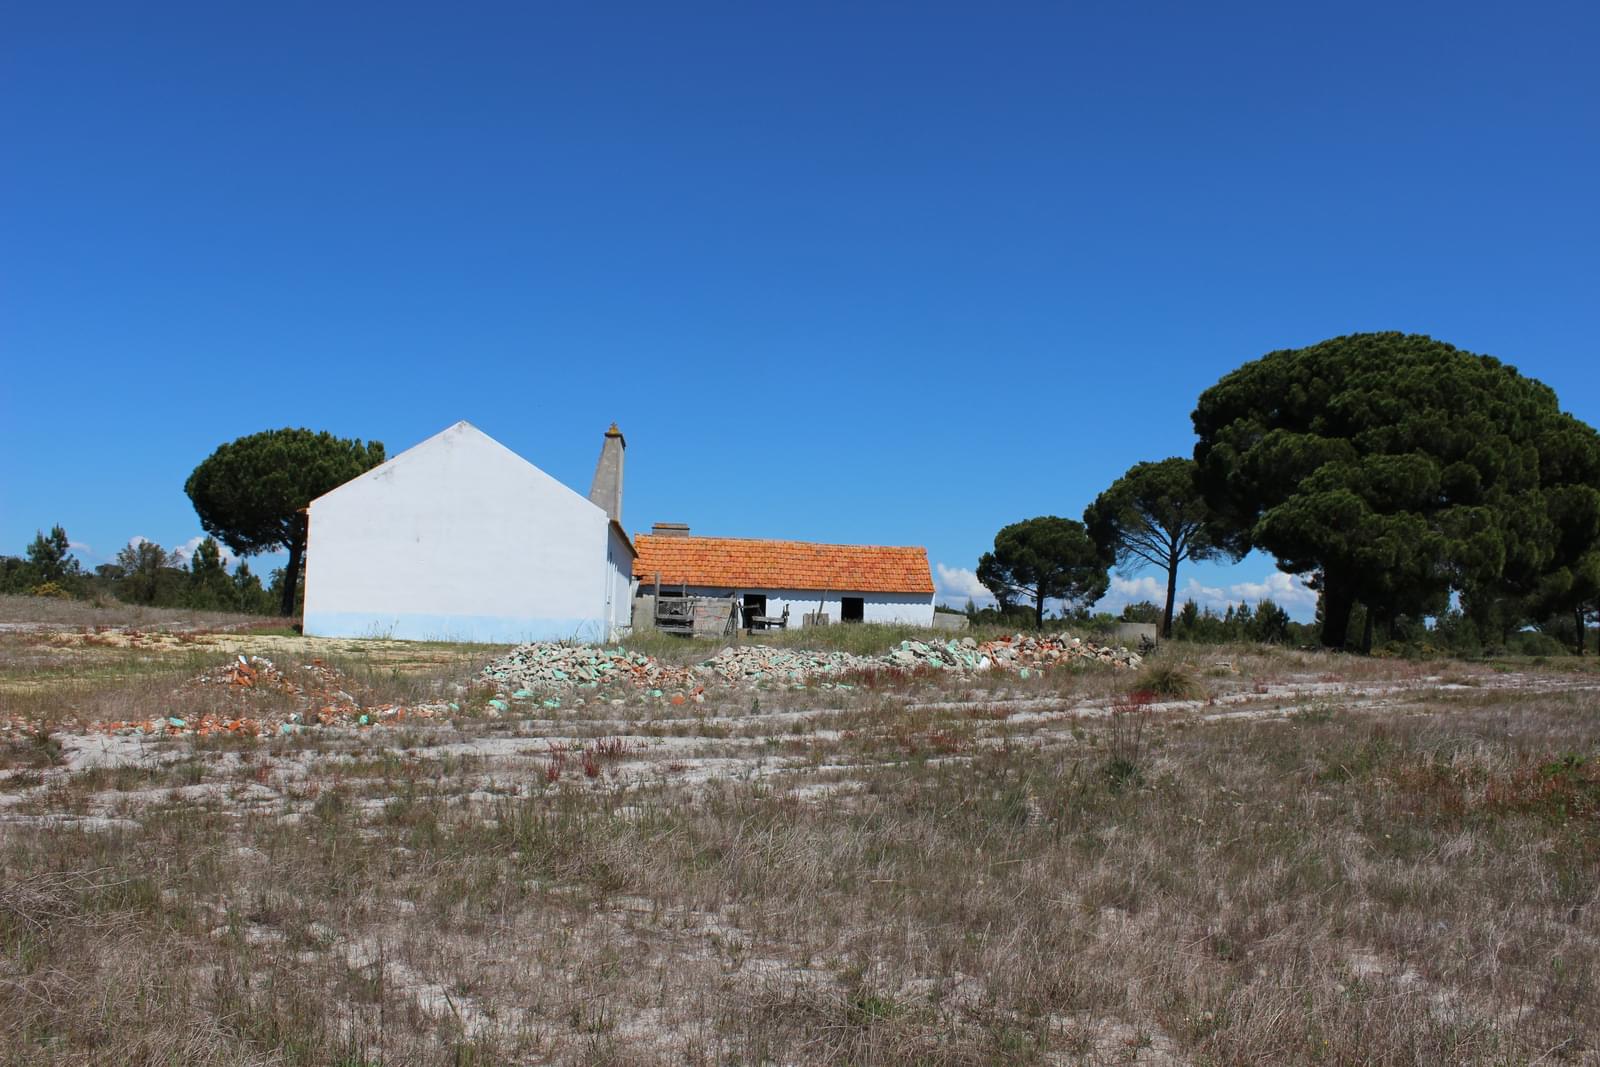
1227, 571, 1316, 611
934, 562, 995, 608
1093, 569, 1318, 621
123, 534, 240, 571
1185, 579, 1229, 607
170, 535, 240, 570
1095, 574, 1168, 614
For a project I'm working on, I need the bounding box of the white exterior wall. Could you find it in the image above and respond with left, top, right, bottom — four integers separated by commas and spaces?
605, 524, 635, 636
666, 586, 935, 627
304, 422, 620, 643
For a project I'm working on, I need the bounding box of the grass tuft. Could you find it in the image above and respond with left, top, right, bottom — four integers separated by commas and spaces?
1134, 661, 1205, 700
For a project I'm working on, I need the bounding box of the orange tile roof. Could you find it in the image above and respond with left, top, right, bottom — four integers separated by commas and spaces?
633, 535, 935, 595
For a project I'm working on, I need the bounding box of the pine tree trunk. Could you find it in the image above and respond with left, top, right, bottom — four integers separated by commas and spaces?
1320, 578, 1354, 649
280, 537, 303, 618
1361, 607, 1375, 655
1162, 551, 1179, 640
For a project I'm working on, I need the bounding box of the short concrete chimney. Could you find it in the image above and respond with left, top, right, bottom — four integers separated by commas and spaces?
589, 423, 625, 524
651, 522, 690, 537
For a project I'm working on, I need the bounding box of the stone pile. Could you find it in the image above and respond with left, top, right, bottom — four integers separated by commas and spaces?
477, 631, 1141, 704
192, 654, 296, 694
696, 645, 875, 685
480, 644, 698, 695
884, 634, 1142, 673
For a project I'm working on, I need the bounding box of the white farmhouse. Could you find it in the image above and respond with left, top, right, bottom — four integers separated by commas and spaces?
303, 421, 634, 643
632, 524, 935, 628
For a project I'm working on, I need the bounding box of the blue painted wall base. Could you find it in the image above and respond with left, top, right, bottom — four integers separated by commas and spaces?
303, 611, 608, 644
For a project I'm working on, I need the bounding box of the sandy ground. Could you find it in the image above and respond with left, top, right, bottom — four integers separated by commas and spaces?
35, 627, 488, 665
13, 653, 1593, 823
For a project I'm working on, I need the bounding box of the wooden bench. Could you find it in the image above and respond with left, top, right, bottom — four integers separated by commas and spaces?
744, 604, 790, 631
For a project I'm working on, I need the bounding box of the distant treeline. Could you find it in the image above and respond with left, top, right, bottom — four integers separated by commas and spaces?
940, 594, 1597, 657
0, 525, 286, 615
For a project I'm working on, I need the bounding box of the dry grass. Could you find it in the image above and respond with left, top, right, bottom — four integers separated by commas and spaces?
0, 593, 273, 631
2, 627, 1598, 1063
0, 627, 501, 729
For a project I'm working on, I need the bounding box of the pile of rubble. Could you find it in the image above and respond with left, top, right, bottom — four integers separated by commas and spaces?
192, 654, 303, 696
697, 645, 875, 685
479, 644, 877, 701
477, 631, 1141, 704
481, 644, 699, 695
885, 634, 1142, 673
89, 655, 452, 738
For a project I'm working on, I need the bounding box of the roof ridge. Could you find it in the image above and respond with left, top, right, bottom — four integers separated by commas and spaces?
635, 533, 927, 552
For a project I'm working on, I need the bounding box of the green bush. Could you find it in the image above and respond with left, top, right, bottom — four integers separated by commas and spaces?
1505, 631, 1571, 657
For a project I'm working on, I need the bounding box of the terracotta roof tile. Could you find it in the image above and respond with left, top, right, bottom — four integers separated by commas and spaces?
633, 535, 935, 595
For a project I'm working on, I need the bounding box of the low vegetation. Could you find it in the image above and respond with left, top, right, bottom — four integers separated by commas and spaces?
2, 610, 1597, 1063
0, 594, 272, 632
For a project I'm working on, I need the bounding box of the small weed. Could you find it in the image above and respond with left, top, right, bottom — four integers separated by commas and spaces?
1298, 700, 1344, 725
545, 742, 568, 782
1317, 730, 1398, 783
848, 987, 900, 1025
587, 736, 635, 760
1105, 689, 1153, 791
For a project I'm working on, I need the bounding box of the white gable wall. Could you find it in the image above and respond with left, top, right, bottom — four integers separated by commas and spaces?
304, 422, 621, 643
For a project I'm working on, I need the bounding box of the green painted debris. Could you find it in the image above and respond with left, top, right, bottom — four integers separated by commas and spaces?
167, 717, 186, 728
488, 698, 510, 712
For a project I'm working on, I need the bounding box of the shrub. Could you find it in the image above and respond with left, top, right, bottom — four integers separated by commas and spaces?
1506, 631, 1570, 658
1134, 663, 1204, 700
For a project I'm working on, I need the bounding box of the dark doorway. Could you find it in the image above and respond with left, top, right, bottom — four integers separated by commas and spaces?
743, 593, 767, 629
841, 596, 865, 623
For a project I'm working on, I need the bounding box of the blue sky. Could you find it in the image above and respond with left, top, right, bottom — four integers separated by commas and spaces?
4, 2, 1597, 619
